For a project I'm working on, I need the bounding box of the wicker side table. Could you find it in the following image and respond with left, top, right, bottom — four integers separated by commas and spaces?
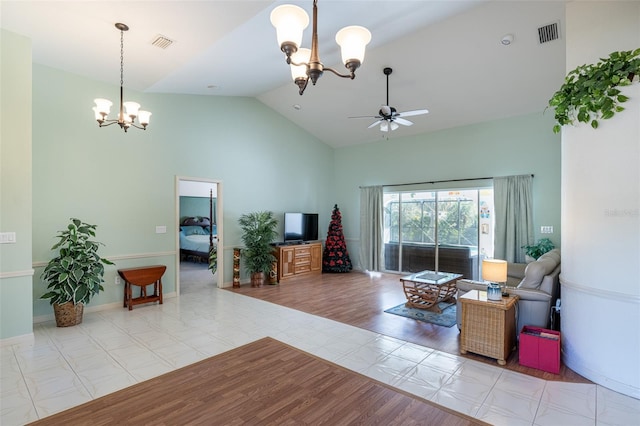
459, 289, 518, 365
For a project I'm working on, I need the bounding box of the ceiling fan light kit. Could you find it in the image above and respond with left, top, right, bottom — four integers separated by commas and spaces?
350, 67, 429, 132
270, 0, 371, 95
93, 23, 151, 132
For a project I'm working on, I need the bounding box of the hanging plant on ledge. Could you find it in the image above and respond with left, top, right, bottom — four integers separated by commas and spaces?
547, 48, 640, 133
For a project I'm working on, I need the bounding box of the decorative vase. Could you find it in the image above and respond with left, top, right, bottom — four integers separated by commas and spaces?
251, 272, 265, 288
269, 260, 278, 285
233, 248, 241, 288
53, 302, 84, 327
486, 283, 502, 301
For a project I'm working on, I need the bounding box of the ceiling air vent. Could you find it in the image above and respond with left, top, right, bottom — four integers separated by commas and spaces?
151, 35, 174, 49
538, 22, 560, 44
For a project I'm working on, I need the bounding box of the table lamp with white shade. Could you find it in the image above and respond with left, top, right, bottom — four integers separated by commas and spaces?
482, 258, 508, 301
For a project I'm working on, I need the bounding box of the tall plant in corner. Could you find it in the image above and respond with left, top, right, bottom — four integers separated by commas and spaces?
238, 211, 278, 287
548, 48, 640, 133
41, 218, 114, 327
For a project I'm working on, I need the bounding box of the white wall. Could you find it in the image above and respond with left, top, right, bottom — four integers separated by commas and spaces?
179, 180, 217, 198
561, 1, 640, 398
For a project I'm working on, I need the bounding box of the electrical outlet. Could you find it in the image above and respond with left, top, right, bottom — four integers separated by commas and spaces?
115, 276, 121, 286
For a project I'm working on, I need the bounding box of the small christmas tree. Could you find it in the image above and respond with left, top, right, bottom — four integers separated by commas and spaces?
323, 204, 353, 273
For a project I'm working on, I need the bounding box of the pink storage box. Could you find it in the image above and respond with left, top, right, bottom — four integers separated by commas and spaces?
519, 326, 561, 374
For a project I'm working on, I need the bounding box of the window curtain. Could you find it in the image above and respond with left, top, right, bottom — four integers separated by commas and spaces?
359, 186, 384, 271
493, 175, 534, 263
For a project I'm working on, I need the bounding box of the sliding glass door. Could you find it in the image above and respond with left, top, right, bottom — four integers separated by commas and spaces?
383, 188, 494, 280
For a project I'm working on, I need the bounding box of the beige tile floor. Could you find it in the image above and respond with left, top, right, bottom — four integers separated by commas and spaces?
1, 263, 639, 425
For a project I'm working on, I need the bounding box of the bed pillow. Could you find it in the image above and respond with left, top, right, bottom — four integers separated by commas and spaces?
181, 226, 207, 236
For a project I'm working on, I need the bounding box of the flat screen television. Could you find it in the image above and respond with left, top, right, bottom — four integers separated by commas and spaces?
284, 212, 318, 243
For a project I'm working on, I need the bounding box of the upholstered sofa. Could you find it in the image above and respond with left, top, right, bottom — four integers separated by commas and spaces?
456, 249, 561, 333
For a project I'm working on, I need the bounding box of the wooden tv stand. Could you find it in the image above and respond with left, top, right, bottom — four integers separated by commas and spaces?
274, 242, 322, 282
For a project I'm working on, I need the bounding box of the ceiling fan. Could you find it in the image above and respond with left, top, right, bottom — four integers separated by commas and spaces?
350, 67, 429, 132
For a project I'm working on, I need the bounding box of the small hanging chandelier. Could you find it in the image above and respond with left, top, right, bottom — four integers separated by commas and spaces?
270, 0, 371, 96
93, 23, 151, 132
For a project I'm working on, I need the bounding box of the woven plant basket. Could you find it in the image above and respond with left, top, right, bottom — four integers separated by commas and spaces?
53, 302, 84, 327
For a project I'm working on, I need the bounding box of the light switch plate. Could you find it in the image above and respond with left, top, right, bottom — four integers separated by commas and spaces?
540, 226, 554, 234
0, 232, 16, 243
155, 226, 167, 234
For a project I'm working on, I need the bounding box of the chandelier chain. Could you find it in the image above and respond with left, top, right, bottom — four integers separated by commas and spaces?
120, 29, 124, 87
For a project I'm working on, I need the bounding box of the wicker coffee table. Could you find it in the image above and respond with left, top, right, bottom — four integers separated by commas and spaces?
459, 289, 518, 365
400, 270, 462, 313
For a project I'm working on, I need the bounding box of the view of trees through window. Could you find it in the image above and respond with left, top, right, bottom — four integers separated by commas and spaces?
385, 191, 479, 246
383, 188, 494, 274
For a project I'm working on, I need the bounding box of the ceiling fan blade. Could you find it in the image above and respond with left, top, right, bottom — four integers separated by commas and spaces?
394, 117, 414, 126
349, 115, 381, 119
368, 120, 383, 129
397, 109, 429, 118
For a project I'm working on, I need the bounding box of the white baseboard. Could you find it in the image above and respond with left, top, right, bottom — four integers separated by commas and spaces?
33, 292, 178, 324
0, 332, 34, 348
564, 354, 640, 399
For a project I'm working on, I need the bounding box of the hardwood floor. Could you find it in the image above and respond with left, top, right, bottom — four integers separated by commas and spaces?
228, 270, 590, 384
30, 338, 487, 425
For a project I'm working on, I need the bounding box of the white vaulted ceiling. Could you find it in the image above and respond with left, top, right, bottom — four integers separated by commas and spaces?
0, 0, 567, 147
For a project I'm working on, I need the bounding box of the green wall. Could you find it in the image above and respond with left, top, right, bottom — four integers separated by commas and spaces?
29, 63, 334, 320
332, 112, 561, 269
179, 196, 216, 224
0, 30, 34, 339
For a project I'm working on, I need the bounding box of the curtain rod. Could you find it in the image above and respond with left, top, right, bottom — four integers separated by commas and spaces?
359, 174, 534, 189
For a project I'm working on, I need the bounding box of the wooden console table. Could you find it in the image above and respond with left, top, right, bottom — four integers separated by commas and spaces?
459, 289, 518, 365
118, 265, 166, 311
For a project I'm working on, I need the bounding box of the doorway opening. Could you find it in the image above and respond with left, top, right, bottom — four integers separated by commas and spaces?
175, 177, 223, 294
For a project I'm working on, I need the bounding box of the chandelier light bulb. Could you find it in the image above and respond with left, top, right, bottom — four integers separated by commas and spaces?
335, 25, 372, 65
270, 4, 309, 55
290, 48, 311, 81
123, 101, 140, 118
94, 98, 113, 116
137, 110, 152, 127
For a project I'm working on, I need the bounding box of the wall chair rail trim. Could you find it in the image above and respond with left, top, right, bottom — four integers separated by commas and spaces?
560, 277, 640, 303
32, 251, 177, 268
0, 269, 35, 279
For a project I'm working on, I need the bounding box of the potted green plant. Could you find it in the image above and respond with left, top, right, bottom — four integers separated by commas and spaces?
548, 48, 640, 133
521, 238, 555, 262
238, 211, 278, 287
41, 218, 113, 327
